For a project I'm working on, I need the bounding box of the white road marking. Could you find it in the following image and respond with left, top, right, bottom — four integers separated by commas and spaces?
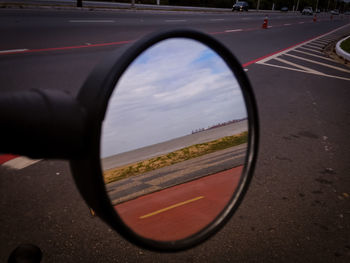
315, 38, 330, 41
69, 20, 115, 23
255, 24, 350, 81
210, 18, 224, 21
307, 42, 325, 47
225, 29, 243, 32
321, 38, 338, 42
0, 49, 28, 54
3, 157, 41, 170
165, 19, 187, 22
256, 24, 350, 64
283, 53, 350, 73
292, 49, 336, 62
304, 43, 323, 49
299, 22, 305, 24
297, 46, 323, 53
256, 40, 317, 64
260, 62, 320, 74
259, 60, 350, 81
274, 57, 322, 74
284, 23, 292, 26
313, 39, 330, 44
324, 36, 339, 40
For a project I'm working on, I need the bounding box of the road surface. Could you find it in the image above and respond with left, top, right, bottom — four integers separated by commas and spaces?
0, 7, 349, 263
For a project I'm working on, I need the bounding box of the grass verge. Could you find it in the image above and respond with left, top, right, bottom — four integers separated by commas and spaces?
103, 131, 248, 184
340, 37, 350, 53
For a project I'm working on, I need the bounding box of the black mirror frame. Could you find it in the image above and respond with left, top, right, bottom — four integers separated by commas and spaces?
70, 29, 259, 252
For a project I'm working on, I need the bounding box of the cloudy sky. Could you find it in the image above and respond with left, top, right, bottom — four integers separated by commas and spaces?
101, 38, 247, 158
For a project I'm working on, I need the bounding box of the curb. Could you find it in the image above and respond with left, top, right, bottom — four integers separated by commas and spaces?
336, 36, 350, 62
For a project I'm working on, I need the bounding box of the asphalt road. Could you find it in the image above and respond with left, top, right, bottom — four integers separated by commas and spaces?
0, 7, 350, 262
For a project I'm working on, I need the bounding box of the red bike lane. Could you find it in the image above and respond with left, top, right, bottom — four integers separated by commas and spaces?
115, 165, 243, 241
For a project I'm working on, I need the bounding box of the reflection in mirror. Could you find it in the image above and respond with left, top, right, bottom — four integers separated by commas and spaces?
101, 38, 248, 242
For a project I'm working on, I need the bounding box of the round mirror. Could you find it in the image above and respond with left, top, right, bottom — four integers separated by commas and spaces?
100, 38, 251, 242
72, 29, 258, 251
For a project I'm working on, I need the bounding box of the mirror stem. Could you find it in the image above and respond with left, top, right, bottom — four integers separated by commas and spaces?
0, 89, 87, 159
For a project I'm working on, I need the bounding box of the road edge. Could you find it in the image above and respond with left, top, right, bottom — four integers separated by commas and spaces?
336, 36, 350, 62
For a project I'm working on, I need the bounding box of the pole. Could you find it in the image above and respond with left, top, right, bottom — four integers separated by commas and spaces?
296, 0, 299, 12
131, 0, 135, 8
257, 0, 260, 11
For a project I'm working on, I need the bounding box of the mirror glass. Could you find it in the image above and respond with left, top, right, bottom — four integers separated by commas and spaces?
100, 38, 248, 242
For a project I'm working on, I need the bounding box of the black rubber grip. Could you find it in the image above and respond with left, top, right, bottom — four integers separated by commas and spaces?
0, 89, 87, 159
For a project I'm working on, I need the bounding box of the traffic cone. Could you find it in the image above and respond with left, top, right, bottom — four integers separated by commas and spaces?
313, 14, 317, 22
262, 15, 268, 29
89, 208, 96, 216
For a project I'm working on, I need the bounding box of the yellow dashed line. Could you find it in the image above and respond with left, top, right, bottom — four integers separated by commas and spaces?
139, 196, 204, 219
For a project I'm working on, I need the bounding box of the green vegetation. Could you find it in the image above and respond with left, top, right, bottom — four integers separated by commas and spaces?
103, 131, 248, 184
340, 37, 350, 53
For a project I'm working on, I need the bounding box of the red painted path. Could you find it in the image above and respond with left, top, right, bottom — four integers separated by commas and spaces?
115, 166, 243, 241
0, 154, 18, 165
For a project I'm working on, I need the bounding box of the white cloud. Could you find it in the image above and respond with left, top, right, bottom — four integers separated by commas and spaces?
101, 38, 247, 157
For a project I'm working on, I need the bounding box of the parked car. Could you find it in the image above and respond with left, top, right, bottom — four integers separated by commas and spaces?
302, 7, 313, 15
330, 9, 339, 15
232, 1, 249, 12
281, 7, 288, 12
